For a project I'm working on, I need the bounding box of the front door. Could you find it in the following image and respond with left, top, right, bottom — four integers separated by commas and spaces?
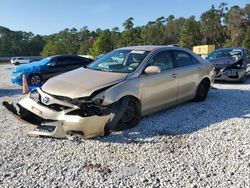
139, 50, 179, 115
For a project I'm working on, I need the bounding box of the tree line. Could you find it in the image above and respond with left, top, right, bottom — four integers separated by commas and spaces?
0, 3, 249, 58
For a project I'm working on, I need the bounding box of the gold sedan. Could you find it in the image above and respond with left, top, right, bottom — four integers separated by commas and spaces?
3, 45, 215, 139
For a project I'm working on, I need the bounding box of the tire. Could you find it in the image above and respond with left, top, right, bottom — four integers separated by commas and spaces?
239, 71, 246, 83
28, 74, 43, 85
105, 97, 141, 134
15, 62, 20, 65
194, 80, 209, 102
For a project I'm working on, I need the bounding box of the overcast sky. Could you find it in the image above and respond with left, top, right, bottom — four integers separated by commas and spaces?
0, 0, 248, 35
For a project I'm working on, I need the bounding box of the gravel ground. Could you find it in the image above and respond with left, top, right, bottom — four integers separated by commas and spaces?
0, 64, 249, 187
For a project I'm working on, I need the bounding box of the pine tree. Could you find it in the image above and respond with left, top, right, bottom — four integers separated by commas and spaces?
242, 27, 250, 50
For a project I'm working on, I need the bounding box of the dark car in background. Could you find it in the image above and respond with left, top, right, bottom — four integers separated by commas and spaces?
207, 48, 250, 82
12, 55, 93, 86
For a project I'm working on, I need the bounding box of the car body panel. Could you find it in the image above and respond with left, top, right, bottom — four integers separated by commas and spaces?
139, 69, 178, 115
3, 92, 111, 139
11, 59, 49, 85
42, 67, 128, 98
4, 45, 214, 139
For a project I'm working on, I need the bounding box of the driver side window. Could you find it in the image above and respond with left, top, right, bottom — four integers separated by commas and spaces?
54, 57, 67, 66
148, 50, 174, 71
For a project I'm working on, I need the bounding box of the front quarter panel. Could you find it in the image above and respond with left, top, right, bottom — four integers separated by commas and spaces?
92, 78, 140, 105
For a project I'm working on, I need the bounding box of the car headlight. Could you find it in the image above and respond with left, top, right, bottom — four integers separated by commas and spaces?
93, 96, 105, 105
29, 89, 41, 103
71, 96, 105, 106
236, 63, 241, 68
231, 60, 243, 68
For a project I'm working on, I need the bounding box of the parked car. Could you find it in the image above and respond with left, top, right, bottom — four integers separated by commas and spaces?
207, 48, 250, 82
3, 45, 215, 139
11, 55, 93, 86
11, 57, 30, 65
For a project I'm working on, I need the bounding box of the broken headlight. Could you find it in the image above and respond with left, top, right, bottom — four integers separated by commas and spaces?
93, 96, 105, 105
30, 89, 41, 103
231, 60, 243, 68
71, 97, 91, 106
71, 96, 104, 106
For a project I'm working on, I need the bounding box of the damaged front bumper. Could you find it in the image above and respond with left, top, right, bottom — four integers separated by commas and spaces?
2, 88, 112, 139
214, 67, 245, 81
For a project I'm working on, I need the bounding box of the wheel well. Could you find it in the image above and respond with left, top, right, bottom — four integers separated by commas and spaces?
200, 77, 210, 88
119, 95, 141, 113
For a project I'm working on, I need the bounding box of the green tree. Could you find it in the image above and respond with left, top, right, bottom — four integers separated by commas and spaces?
200, 4, 228, 47
111, 27, 121, 48
123, 17, 134, 30
119, 18, 142, 47
78, 37, 94, 55
242, 27, 250, 50
141, 17, 166, 45
29, 35, 45, 55
224, 6, 245, 47
41, 41, 66, 56
89, 30, 112, 57
179, 16, 201, 49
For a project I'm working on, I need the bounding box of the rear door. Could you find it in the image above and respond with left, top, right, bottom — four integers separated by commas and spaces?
139, 50, 179, 115
171, 50, 202, 103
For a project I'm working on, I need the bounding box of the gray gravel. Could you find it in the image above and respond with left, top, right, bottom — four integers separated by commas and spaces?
0, 64, 250, 187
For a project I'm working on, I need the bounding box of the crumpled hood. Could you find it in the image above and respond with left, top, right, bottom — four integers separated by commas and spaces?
208, 57, 237, 68
42, 68, 128, 98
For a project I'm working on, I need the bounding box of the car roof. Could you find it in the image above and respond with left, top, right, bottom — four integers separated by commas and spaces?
117, 45, 183, 51
48, 55, 82, 58
215, 47, 247, 51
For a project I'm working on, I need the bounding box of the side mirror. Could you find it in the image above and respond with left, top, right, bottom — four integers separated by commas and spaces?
144, 66, 161, 74
47, 62, 55, 67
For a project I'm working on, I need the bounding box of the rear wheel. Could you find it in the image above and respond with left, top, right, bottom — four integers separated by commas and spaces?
105, 97, 141, 135
194, 80, 210, 102
28, 74, 43, 85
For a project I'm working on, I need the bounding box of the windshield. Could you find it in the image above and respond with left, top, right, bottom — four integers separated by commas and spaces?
87, 50, 150, 73
208, 49, 243, 60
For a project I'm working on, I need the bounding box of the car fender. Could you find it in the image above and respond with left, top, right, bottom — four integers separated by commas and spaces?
92, 78, 140, 106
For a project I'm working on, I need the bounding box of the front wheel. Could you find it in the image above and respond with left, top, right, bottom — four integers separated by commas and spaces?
239, 71, 246, 83
105, 97, 141, 134
194, 80, 209, 102
28, 74, 43, 85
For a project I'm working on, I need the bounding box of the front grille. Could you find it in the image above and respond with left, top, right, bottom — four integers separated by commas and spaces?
30, 90, 70, 111
47, 104, 70, 111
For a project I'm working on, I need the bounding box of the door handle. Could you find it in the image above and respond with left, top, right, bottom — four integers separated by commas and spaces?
172, 73, 177, 78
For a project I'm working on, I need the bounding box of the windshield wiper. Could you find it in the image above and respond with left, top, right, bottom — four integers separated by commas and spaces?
86, 67, 108, 72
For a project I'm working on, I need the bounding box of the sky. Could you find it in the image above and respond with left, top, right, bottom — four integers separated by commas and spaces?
0, 0, 248, 35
